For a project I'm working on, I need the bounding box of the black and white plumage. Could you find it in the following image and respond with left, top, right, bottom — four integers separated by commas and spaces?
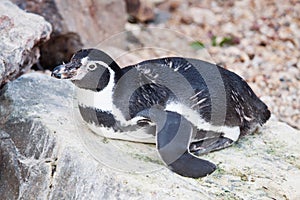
52, 48, 270, 178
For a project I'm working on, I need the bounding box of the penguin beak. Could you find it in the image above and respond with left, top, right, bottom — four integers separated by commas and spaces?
51, 61, 81, 79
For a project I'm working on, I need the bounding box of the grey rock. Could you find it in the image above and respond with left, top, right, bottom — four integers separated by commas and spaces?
0, 0, 52, 88
11, 0, 127, 45
0, 73, 300, 199
0, 130, 22, 200
189, 7, 217, 26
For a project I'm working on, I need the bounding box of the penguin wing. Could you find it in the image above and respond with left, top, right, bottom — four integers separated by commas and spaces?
137, 108, 216, 178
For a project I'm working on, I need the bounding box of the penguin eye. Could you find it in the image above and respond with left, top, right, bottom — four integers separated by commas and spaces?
87, 64, 96, 71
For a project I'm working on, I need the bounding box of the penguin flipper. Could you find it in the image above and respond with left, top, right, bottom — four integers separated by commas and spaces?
137, 108, 216, 178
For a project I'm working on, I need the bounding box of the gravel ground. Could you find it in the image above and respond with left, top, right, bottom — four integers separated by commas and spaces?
121, 0, 300, 129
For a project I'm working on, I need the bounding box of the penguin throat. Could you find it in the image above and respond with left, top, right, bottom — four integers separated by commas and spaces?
76, 68, 115, 113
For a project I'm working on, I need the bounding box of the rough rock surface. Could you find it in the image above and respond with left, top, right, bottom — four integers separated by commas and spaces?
125, 0, 155, 23
11, 0, 127, 69
0, 0, 51, 88
0, 73, 300, 199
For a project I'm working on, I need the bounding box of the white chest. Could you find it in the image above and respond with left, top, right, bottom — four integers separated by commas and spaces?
76, 86, 114, 112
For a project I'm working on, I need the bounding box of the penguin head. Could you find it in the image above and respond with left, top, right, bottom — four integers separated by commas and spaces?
52, 48, 121, 91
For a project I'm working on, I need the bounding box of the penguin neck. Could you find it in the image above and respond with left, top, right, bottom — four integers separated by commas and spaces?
76, 66, 116, 113
109, 61, 123, 82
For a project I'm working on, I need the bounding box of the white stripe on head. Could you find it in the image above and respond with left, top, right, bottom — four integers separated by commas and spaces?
81, 57, 89, 65
76, 60, 115, 112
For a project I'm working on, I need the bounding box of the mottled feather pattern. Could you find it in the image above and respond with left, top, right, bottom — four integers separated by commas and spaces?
136, 58, 213, 122
129, 83, 170, 118
134, 58, 269, 133
218, 66, 270, 134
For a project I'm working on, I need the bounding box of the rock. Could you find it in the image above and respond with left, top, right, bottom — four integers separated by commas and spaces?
11, 0, 127, 69
111, 26, 214, 66
34, 32, 83, 71
0, 131, 22, 200
189, 7, 218, 26
125, 0, 155, 23
0, 0, 51, 88
1, 72, 300, 199
180, 14, 193, 25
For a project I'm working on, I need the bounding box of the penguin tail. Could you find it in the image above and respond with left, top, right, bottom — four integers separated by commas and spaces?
259, 106, 271, 125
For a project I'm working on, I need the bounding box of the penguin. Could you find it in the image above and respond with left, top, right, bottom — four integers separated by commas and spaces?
52, 48, 271, 178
